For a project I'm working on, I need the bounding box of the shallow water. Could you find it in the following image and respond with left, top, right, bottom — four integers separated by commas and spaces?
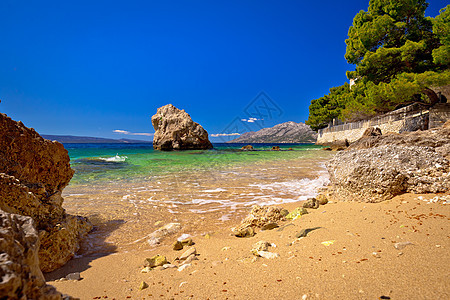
62, 143, 333, 255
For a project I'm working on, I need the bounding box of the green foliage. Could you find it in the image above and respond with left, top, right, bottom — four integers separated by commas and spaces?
306, 84, 349, 130
432, 5, 450, 66
307, 1, 449, 130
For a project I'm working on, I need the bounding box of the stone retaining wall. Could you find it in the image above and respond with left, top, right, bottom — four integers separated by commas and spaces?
429, 103, 450, 128
317, 104, 429, 145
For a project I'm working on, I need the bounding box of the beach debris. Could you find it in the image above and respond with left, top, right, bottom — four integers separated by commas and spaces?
179, 281, 188, 288
65, 272, 81, 281
178, 264, 191, 271
286, 207, 308, 220
261, 222, 279, 231
296, 227, 321, 238
394, 241, 413, 250
144, 255, 168, 268
172, 240, 184, 250
221, 247, 231, 251
256, 251, 279, 259
141, 267, 152, 273
303, 198, 319, 209
139, 281, 149, 290
321, 240, 336, 246
379, 296, 391, 299
179, 247, 197, 261
302, 295, 308, 300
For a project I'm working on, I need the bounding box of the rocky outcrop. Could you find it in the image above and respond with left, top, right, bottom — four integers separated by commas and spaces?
0, 113, 92, 272
348, 121, 450, 159
327, 145, 450, 202
151, 104, 213, 151
0, 210, 69, 299
229, 121, 317, 143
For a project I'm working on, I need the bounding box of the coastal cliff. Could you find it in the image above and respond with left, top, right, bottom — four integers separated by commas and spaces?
0, 113, 92, 273
151, 104, 213, 150
229, 121, 317, 143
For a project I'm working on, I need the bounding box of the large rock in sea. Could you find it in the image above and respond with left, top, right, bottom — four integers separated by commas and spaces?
151, 104, 213, 150
0, 113, 92, 272
0, 210, 69, 299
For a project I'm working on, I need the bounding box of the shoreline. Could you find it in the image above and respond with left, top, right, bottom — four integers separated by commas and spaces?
46, 192, 449, 299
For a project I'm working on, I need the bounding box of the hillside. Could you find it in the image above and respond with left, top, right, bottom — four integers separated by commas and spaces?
41, 135, 152, 144
228, 121, 317, 143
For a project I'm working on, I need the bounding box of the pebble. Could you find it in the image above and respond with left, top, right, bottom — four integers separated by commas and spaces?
172, 240, 184, 250
139, 281, 149, 290
394, 241, 413, 250
252, 241, 270, 252
178, 263, 191, 271
145, 255, 168, 268
162, 264, 177, 269
65, 272, 81, 281
141, 267, 152, 273
372, 252, 381, 258
179, 247, 196, 261
257, 251, 279, 259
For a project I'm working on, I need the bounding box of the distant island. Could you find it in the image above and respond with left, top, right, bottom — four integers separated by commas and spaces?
42, 135, 152, 144
228, 121, 317, 143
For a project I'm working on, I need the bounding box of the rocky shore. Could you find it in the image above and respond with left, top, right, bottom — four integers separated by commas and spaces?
324, 121, 450, 202
0, 113, 92, 298
1, 113, 448, 299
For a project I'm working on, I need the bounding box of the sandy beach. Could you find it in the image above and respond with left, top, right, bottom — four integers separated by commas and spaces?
46, 193, 449, 299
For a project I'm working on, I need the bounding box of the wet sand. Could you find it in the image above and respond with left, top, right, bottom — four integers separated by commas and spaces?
47, 193, 449, 299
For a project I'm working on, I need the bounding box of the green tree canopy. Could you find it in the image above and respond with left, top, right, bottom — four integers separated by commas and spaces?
307, 1, 450, 130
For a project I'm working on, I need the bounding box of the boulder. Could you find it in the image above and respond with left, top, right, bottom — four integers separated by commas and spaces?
0, 210, 70, 299
271, 146, 280, 151
232, 205, 286, 236
327, 145, 450, 202
241, 145, 254, 151
151, 104, 213, 150
0, 113, 92, 272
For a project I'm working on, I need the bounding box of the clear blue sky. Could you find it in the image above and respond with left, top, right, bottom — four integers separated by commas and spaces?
0, 0, 447, 142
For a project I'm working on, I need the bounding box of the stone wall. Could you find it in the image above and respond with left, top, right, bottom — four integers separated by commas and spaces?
429, 103, 450, 128
317, 103, 429, 145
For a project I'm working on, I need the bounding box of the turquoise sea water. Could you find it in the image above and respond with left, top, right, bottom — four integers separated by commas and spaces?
62, 143, 333, 254
66, 143, 325, 184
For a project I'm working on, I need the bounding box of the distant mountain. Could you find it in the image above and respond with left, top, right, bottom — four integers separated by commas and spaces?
228, 121, 317, 143
41, 135, 152, 144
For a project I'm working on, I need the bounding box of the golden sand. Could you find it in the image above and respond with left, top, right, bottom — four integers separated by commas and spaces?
46, 193, 449, 299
